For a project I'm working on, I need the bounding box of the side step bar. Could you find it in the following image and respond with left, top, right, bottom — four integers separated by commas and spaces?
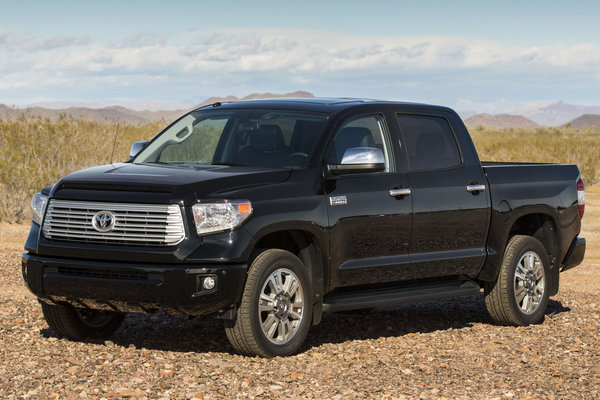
322, 280, 481, 312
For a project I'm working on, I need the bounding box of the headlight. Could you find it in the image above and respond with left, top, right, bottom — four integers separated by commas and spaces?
192, 201, 253, 235
31, 193, 49, 225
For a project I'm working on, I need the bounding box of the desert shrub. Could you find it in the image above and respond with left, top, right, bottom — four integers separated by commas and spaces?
0, 115, 164, 222
1, 117, 599, 223
469, 126, 600, 185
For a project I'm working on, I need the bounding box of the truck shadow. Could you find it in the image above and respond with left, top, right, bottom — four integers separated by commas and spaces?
306, 297, 570, 348
39, 297, 570, 355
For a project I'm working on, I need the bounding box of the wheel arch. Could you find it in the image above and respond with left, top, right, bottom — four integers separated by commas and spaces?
507, 213, 560, 296
479, 210, 560, 296
249, 228, 326, 325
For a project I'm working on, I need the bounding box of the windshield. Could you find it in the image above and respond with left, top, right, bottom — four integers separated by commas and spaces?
133, 109, 330, 168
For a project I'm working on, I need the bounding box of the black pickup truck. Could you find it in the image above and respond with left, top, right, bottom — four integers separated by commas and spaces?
22, 98, 586, 357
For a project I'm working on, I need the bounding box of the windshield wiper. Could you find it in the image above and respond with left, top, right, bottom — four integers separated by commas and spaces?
210, 162, 246, 167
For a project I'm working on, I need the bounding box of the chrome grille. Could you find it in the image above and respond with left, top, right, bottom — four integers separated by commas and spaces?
43, 200, 185, 246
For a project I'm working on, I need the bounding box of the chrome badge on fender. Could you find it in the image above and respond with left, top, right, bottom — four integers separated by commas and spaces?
329, 196, 348, 206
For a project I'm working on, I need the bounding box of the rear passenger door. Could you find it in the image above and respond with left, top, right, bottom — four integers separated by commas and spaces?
395, 112, 490, 280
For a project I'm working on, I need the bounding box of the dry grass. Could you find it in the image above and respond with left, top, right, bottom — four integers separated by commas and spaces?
1, 117, 600, 223
0, 116, 165, 222
561, 185, 600, 293
470, 126, 600, 184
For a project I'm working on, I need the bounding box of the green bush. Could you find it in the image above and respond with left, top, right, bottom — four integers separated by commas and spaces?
1, 117, 599, 223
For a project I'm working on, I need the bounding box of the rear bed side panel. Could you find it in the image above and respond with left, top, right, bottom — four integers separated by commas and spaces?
478, 164, 581, 282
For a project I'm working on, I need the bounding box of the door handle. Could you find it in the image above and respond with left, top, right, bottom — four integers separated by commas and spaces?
466, 184, 486, 193
390, 188, 412, 197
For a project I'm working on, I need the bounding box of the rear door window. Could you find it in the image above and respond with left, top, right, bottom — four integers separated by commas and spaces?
396, 114, 461, 171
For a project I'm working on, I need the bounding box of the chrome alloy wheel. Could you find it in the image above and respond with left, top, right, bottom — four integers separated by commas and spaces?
514, 251, 545, 315
258, 268, 305, 344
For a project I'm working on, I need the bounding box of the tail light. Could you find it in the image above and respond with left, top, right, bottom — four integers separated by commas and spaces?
577, 177, 585, 219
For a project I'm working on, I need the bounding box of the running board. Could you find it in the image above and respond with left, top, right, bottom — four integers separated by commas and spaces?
322, 280, 481, 312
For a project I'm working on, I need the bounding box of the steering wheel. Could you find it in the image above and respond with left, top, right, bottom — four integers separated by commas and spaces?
287, 152, 308, 158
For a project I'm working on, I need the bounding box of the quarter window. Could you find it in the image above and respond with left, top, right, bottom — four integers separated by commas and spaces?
396, 114, 461, 171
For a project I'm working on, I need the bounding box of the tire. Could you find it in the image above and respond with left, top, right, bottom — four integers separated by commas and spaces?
225, 249, 313, 357
41, 302, 125, 340
484, 235, 550, 326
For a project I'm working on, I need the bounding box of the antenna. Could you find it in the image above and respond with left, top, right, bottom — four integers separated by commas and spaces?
110, 123, 120, 165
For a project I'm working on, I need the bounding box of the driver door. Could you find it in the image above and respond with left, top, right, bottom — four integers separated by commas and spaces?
326, 114, 413, 289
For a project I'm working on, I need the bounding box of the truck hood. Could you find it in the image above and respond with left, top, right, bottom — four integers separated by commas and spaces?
52, 162, 292, 201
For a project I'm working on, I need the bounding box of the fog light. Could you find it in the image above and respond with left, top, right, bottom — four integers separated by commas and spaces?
202, 276, 216, 290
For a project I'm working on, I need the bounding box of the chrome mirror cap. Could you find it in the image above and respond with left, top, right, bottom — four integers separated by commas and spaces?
129, 141, 149, 160
340, 147, 385, 165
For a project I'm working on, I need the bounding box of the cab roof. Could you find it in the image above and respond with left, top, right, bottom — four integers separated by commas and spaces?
195, 97, 455, 114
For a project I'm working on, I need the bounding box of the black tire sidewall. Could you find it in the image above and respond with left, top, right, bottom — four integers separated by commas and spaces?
503, 236, 551, 325
41, 301, 124, 340
247, 250, 313, 357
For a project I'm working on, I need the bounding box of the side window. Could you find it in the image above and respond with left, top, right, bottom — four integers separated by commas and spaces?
328, 115, 392, 172
396, 114, 461, 171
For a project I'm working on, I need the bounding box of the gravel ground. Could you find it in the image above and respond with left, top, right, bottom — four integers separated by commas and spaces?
1, 223, 599, 400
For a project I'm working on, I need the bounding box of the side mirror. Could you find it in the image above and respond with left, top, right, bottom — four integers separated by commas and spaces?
129, 141, 149, 160
326, 147, 386, 176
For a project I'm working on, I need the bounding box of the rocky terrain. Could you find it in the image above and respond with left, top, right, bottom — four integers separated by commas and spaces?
1, 188, 598, 399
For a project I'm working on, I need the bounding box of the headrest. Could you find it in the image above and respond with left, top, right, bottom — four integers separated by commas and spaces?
250, 125, 285, 151
337, 127, 373, 146
335, 127, 374, 161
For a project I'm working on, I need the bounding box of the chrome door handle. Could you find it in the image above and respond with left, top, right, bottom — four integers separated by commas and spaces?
390, 188, 412, 197
466, 184, 486, 193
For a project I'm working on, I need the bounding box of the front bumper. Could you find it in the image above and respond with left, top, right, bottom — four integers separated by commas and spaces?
561, 237, 586, 272
22, 252, 247, 316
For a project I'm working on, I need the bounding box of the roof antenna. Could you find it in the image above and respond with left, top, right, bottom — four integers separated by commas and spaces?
110, 123, 120, 166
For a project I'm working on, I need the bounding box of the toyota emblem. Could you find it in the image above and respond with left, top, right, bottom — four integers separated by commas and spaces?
92, 211, 116, 232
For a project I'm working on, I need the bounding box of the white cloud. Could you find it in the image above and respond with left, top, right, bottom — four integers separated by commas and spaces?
1, 28, 599, 111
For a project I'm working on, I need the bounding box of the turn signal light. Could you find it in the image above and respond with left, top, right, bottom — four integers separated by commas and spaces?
237, 203, 252, 215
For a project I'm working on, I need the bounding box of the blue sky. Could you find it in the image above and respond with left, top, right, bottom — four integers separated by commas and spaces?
1, 0, 599, 112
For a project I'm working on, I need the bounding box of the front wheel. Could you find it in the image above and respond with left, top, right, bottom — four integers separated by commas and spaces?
484, 235, 550, 326
225, 249, 313, 357
41, 302, 125, 340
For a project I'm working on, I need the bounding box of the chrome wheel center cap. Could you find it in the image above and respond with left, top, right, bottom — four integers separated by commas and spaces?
275, 296, 290, 318
525, 274, 534, 291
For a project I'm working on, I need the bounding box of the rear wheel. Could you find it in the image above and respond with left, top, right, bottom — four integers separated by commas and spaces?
485, 235, 550, 326
41, 302, 125, 340
225, 249, 312, 357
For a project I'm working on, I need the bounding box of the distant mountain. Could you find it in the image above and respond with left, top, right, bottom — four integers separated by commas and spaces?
0, 91, 315, 124
464, 113, 539, 130
456, 110, 478, 120
6, 95, 598, 129
0, 104, 184, 125
196, 91, 314, 107
513, 101, 600, 126
562, 114, 600, 129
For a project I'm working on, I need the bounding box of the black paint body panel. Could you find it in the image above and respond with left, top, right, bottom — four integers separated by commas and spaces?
22, 98, 585, 315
